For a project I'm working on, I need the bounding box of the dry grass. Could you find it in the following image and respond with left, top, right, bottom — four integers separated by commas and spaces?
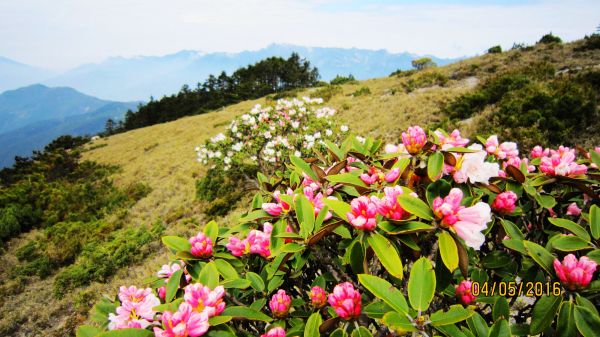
2, 38, 599, 336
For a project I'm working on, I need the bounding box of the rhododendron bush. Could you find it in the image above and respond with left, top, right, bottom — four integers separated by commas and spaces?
80, 123, 600, 337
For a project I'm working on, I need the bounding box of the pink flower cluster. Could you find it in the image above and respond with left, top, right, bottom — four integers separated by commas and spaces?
108, 286, 160, 330
154, 283, 226, 337
402, 126, 427, 154
566, 202, 582, 216
303, 186, 334, 220
485, 135, 519, 159
372, 186, 412, 221
346, 196, 378, 231
491, 191, 518, 215
269, 289, 292, 318
433, 188, 492, 250
498, 156, 535, 177
261, 327, 286, 337
435, 129, 470, 149
309, 286, 327, 308
327, 282, 361, 320
553, 254, 597, 290
262, 189, 294, 216
226, 222, 273, 258
156, 262, 190, 300
360, 166, 400, 185
538, 146, 587, 176
189, 232, 213, 258
455, 280, 476, 305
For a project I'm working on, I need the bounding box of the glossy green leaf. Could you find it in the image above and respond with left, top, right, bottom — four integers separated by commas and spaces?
382, 312, 416, 333
367, 233, 404, 279
427, 151, 444, 181
203, 220, 219, 244
378, 221, 435, 235
466, 312, 489, 337
552, 236, 592, 251
246, 272, 265, 292
222, 306, 272, 322
430, 305, 474, 326
305, 312, 323, 337
535, 194, 557, 209
574, 306, 600, 337
488, 319, 510, 337
76, 325, 102, 337
291, 155, 318, 181
166, 269, 183, 302
530, 295, 562, 334
214, 259, 238, 280
363, 301, 394, 319
524, 240, 555, 275
296, 194, 315, 238
326, 172, 368, 188
96, 329, 154, 337
351, 326, 373, 337
556, 301, 577, 337
323, 199, 352, 220
590, 205, 600, 240
548, 218, 590, 241
492, 297, 509, 321
208, 316, 232, 326
407, 257, 436, 312
398, 194, 434, 220
439, 231, 459, 272
198, 261, 219, 288
358, 274, 409, 314
162, 236, 191, 252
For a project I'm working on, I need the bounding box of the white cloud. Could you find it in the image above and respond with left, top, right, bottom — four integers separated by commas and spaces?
0, 0, 598, 70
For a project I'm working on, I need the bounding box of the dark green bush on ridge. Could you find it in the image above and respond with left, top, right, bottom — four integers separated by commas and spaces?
196, 165, 257, 217
330, 74, 356, 85
487, 45, 502, 54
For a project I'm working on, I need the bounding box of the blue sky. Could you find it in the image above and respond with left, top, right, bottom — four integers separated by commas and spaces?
0, 0, 598, 70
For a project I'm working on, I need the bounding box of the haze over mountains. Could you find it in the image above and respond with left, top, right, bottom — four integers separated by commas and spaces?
2, 44, 459, 101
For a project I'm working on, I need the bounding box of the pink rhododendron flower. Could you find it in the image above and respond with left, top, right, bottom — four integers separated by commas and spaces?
226, 236, 248, 257
485, 135, 519, 159
157, 262, 184, 279
373, 186, 411, 221
346, 196, 378, 231
269, 289, 292, 318
530, 145, 549, 158
158, 286, 166, 300
384, 143, 408, 155
309, 286, 327, 308
539, 146, 587, 176
491, 191, 518, 215
262, 189, 294, 216
433, 188, 492, 250
108, 286, 160, 330
453, 144, 499, 184
261, 327, 286, 337
189, 232, 213, 258
328, 282, 361, 320
502, 157, 535, 173
566, 202, 582, 216
553, 254, 597, 290
455, 280, 476, 305
226, 223, 273, 258
184, 283, 226, 317
402, 126, 427, 154
435, 129, 470, 148
360, 166, 382, 185
304, 186, 334, 220
154, 303, 209, 337
384, 168, 401, 182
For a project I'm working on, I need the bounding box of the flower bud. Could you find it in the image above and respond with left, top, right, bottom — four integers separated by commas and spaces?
269, 289, 292, 318
401, 126, 427, 154
553, 254, 597, 290
309, 286, 327, 308
189, 232, 213, 258
328, 282, 361, 320
491, 191, 518, 215
455, 280, 476, 305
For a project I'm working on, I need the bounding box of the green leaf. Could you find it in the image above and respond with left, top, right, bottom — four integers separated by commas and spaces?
367, 233, 404, 279
162, 236, 191, 252
153, 298, 183, 312
291, 155, 318, 181
439, 231, 459, 272
76, 325, 102, 337
239, 209, 271, 223
222, 306, 272, 322
214, 259, 239, 280
430, 305, 474, 326
382, 312, 417, 333
305, 312, 323, 337
590, 205, 600, 240
591, 151, 600, 167
575, 294, 599, 316
166, 269, 183, 302
524, 240, 555, 275
222, 278, 251, 289
502, 239, 527, 254
398, 194, 434, 220
204, 220, 219, 244
574, 306, 600, 337
323, 199, 352, 220
488, 319, 510, 337
324, 140, 345, 161
444, 147, 480, 153
556, 301, 577, 337
552, 236, 592, 251
435, 324, 469, 337
587, 249, 600, 264
281, 243, 305, 253
363, 301, 394, 319
530, 295, 562, 335
427, 152, 444, 181
378, 221, 435, 235
466, 312, 489, 337
348, 241, 365, 274
96, 329, 154, 337
208, 316, 233, 326
198, 261, 219, 288
548, 218, 590, 242
358, 274, 409, 314
246, 272, 265, 292
90, 298, 117, 327
426, 179, 452, 208
407, 257, 436, 312
492, 297, 509, 321
535, 194, 556, 209
330, 328, 348, 337
252, 193, 263, 209
351, 326, 373, 337
500, 219, 524, 240
326, 172, 368, 188
296, 194, 315, 238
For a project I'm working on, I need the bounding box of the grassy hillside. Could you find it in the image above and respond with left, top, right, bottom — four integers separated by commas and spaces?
1, 37, 599, 336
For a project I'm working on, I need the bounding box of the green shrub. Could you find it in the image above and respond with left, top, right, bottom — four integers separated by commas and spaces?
196, 165, 256, 216
330, 74, 356, 85
574, 33, 600, 51
403, 71, 449, 92
390, 69, 417, 77
538, 32, 562, 44
487, 45, 502, 53
312, 85, 343, 101
351, 86, 371, 96
411, 57, 436, 70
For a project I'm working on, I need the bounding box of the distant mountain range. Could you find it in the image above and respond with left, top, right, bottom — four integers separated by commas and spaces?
0, 84, 139, 167
1, 44, 461, 101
